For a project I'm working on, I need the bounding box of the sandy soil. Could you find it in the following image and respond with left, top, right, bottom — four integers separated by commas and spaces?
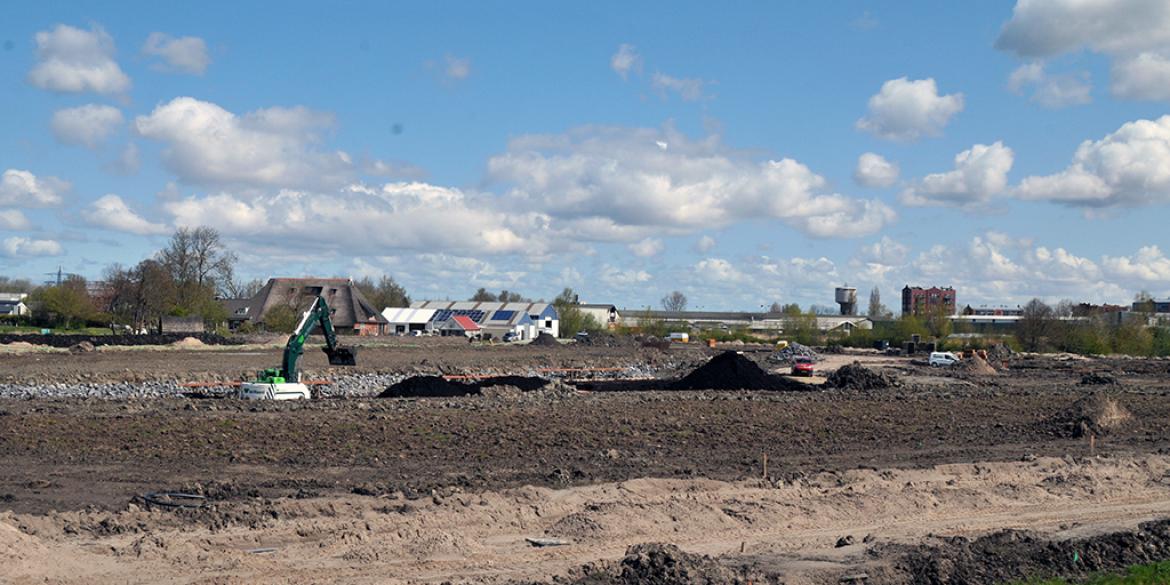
2, 341, 1170, 583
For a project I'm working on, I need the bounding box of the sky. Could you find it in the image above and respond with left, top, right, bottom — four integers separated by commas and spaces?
2, 0, 1170, 311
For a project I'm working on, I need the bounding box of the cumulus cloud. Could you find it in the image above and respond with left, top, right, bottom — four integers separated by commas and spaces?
0, 210, 31, 230
599, 265, 653, 288
163, 181, 548, 256
611, 44, 641, 79
487, 125, 895, 240
650, 72, 708, 101
1102, 245, 1170, 282
997, 0, 1170, 102
82, 194, 169, 235
853, 152, 899, 187
695, 257, 745, 282
901, 142, 1014, 207
142, 32, 210, 75
1007, 62, 1092, 108
629, 237, 664, 257
28, 23, 130, 94
856, 77, 964, 141
0, 169, 68, 207
135, 97, 351, 188
1014, 115, 1170, 207
857, 236, 909, 266
694, 235, 715, 254
50, 104, 123, 147
2, 237, 63, 258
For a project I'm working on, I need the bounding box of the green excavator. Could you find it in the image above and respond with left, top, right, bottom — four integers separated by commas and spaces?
239, 294, 358, 400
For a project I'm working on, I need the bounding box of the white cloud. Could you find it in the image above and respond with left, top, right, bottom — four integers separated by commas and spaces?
650, 72, 708, 101
1102, 246, 1170, 282
996, 1, 1170, 102
0, 210, 30, 230
487, 125, 895, 240
50, 104, 123, 147
1008, 62, 1092, 108
0, 169, 68, 207
695, 257, 745, 282
1111, 52, 1170, 101
142, 32, 210, 75
82, 194, 169, 235
163, 181, 549, 256
600, 265, 652, 287
363, 158, 427, 180
611, 44, 641, 79
996, 0, 1170, 58
857, 236, 909, 266
856, 77, 964, 141
2, 237, 63, 258
444, 55, 471, 80
853, 152, 899, 187
135, 97, 351, 188
28, 24, 130, 94
1014, 115, 1170, 207
901, 142, 1014, 207
629, 237, 664, 257
694, 235, 715, 254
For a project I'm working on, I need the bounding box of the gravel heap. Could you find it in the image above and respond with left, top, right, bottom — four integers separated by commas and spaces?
1080, 372, 1118, 385
0, 373, 405, 400
767, 342, 821, 365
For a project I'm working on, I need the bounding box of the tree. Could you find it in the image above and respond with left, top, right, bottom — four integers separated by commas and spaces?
497, 290, 528, 302
661, 290, 688, 312
355, 275, 410, 309
811, 304, 838, 316
552, 288, 599, 338
34, 275, 96, 328
1135, 290, 1156, 313
868, 286, 892, 319
158, 227, 236, 317
470, 288, 496, 302
768, 301, 783, 313
1017, 298, 1054, 352
0, 276, 36, 293
780, 303, 803, 317
923, 306, 953, 339
262, 305, 299, 333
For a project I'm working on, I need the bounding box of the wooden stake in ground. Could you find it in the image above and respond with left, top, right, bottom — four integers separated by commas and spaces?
1090, 434, 1096, 456
763, 453, 768, 480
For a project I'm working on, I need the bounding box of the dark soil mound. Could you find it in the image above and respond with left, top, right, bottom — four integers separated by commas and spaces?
378, 376, 479, 398
825, 361, 900, 390
379, 375, 550, 398
576, 333, 635, 348
561, 543, 756, 585
672, 352, 799, 391
531, 333, 560, 347
1081, 372, 1118, 385
897, 519, 1170, 585
1048, 393, 1132, 438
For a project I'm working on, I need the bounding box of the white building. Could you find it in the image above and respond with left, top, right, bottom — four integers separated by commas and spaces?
381, 307, 438, 335
0, 293, 29, 317
411, 300, 560, 338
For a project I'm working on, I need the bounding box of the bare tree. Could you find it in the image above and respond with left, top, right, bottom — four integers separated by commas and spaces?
158, 226, 235, 316
867, 286, 892, 319
661, 290, 687, 312
768, 301, 783, 313
1017, 298, 1054, 352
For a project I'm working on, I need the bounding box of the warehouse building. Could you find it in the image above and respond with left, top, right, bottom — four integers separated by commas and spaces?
380, 307, 437, 335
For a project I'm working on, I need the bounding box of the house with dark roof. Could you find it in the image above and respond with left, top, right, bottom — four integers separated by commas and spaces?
223, 278, 388, 335
0, 293, 29, 317
411, 300, 558, 337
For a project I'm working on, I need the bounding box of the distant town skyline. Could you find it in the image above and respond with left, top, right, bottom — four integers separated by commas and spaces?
2, 1, 1170, 310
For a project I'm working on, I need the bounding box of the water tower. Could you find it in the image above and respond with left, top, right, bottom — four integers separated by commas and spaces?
835, 286, 858, 316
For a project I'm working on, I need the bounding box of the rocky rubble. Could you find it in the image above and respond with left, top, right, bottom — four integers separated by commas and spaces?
766, 342, 820, 365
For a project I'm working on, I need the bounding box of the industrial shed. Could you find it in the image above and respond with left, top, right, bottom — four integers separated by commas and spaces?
381, 307, 438, 334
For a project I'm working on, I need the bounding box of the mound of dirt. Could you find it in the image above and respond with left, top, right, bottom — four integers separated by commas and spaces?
986, 343, 1015, 364
562, 543, 756, 585
379, 376, 479, 398
379, 375, 552, 398
1047, 394, 1133, 438
639, 336, 671, 350
1080, 372, 1118, 385
531, 333, 560, 347
171, 336, 205, 348
825, 361, 900, 390
960, 353, 998, 376
672, 352, 799, 391
576, 333, 636, 348
897, 518, 1170, 585
68, 340, 96, 353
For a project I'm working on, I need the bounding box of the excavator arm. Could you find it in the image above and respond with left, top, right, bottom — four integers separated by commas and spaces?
257, 295, 357, 384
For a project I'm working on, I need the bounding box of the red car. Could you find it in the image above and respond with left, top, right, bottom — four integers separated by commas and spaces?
791, 357, 815, 376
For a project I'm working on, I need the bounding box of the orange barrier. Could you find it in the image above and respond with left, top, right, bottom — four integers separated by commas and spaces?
178, 380, 332, 387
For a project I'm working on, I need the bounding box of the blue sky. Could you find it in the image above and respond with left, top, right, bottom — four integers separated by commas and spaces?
2, 1, 1170, 311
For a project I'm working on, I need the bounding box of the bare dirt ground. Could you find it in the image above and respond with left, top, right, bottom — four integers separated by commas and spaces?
2, 338, 1170, 583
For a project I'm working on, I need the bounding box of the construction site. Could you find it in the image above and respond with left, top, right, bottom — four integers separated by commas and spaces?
3, 330, 1170, 585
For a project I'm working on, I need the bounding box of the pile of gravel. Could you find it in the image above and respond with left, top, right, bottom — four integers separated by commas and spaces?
767, 342, 820, 365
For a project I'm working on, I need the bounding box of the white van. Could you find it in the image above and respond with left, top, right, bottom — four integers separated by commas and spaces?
928, 351, 960, 367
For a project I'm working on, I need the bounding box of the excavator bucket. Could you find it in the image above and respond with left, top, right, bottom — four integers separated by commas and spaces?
323, 346, 358, 366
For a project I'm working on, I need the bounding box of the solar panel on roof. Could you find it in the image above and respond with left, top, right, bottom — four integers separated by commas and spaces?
491, 310, 515, 321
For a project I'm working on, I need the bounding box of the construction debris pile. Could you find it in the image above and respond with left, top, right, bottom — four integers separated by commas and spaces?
529, 333, 560, 347
558, 543, 761, 585
959, 353, 999, 376
673, 352, 801, 391
1080, 372, 1118, 385
1050, 393, 1132, 438
766, 342, 821, 365
825, 361, 901, 390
